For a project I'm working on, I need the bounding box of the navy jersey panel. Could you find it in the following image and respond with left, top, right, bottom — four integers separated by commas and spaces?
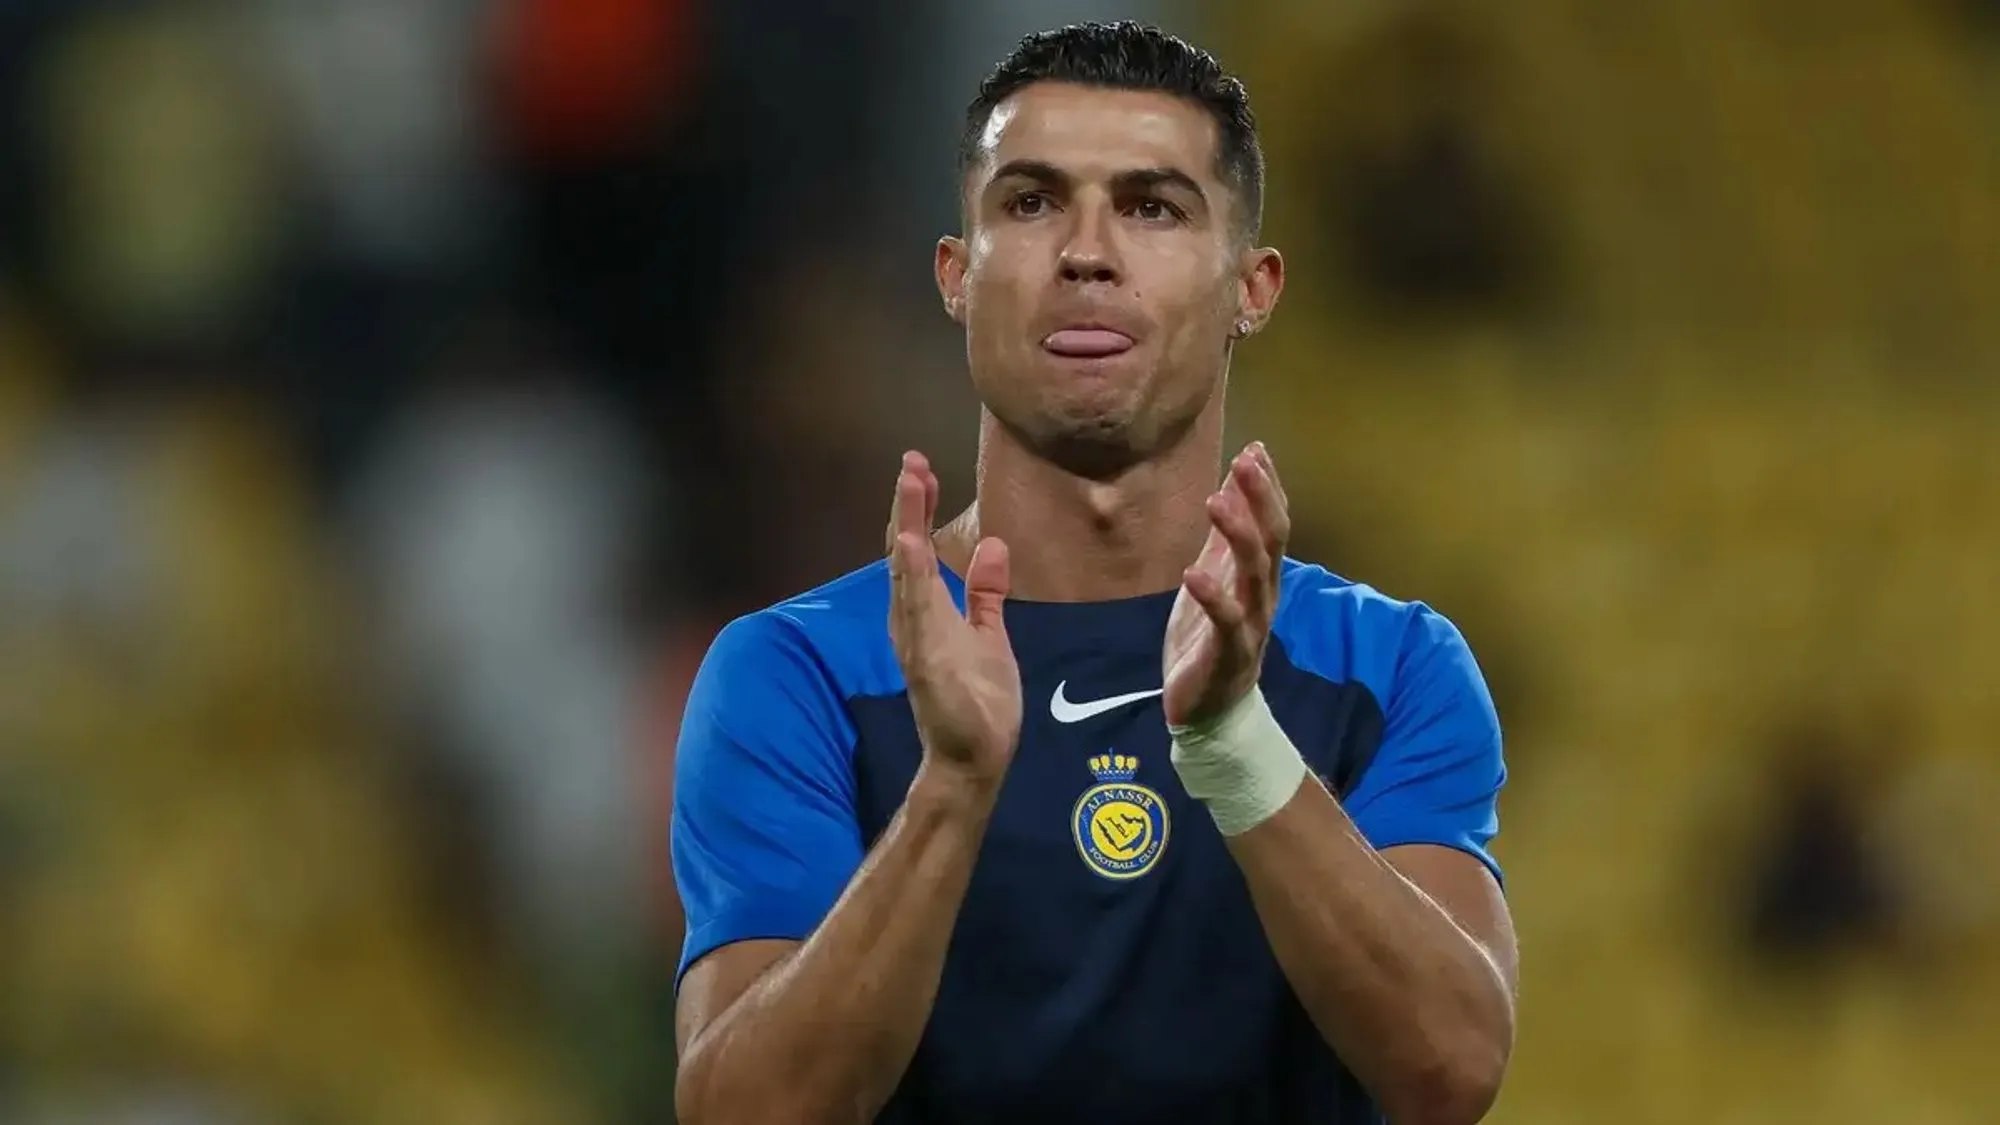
670, 557, 1507, 1124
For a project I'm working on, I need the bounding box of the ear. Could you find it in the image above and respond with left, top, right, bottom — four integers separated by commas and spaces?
1232, 246, 1285, 338
936, 236, 970, 324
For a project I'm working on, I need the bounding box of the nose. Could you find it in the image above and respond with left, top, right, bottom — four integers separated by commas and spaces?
1059, 249, 1120, 285
1057, 207, 1122, 285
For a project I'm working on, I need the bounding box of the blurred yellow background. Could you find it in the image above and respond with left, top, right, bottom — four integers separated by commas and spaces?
1, 1, 1995, 1122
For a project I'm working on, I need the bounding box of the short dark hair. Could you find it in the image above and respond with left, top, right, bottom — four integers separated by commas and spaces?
959, 22, 1265, 239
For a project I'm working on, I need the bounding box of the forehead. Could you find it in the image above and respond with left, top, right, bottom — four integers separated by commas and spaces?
972, 82, 1222, 185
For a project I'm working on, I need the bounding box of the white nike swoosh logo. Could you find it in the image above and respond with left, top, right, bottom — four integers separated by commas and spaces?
1049, 681, 1164, 724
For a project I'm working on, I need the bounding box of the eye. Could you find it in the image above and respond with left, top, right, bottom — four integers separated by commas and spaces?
1006, 191, 1054, 217
1130, 198, 1185, 224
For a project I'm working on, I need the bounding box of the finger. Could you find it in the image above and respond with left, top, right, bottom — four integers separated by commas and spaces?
1183, 564, 1247, 634
887, 457, 936, 639
963, 536, 1011, 635
885, 453, 928, 558
893, 469, 926, 557
890, 529, 939, 660
1229, 450, 1290, 563
908, 446, 936, 528
1250, 441, 1288, 510
899, 451, 934, 541
1207, 485, 1272, 616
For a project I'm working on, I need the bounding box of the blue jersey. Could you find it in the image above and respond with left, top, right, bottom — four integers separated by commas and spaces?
672, 557, 1506, 1125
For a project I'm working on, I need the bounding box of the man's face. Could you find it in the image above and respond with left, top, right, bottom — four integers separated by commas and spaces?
938, 82, 1280, 477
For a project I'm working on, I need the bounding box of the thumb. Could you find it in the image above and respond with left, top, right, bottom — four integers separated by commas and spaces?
962, 537, 1011, 634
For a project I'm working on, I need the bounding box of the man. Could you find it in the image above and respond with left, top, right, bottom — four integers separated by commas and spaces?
671, 22, 1517, 1125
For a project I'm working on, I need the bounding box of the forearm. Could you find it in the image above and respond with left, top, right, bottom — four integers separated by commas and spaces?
677, 767, 994, 1125
1172, 689, 1512, 1125
1227, 783, 1512, 1124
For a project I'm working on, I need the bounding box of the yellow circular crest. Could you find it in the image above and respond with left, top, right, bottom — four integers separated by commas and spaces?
1072, 780, 1170, 880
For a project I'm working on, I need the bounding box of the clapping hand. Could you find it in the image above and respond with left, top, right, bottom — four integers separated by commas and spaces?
885, 452, 1022, 791
1162, 442, 1290, 728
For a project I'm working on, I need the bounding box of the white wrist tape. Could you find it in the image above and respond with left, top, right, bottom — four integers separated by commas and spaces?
1169, 686, 1308, 837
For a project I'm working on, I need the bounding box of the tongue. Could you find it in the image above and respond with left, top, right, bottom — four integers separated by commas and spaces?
1045, 329, 1133, 357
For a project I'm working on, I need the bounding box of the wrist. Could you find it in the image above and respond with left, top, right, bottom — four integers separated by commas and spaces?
907, 761, 1002, 822
1169, 685, 1308, 836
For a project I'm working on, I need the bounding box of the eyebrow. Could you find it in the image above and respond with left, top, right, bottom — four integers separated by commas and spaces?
986, 159, 1210, 207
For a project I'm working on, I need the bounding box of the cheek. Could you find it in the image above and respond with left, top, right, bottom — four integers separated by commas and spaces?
1149, 275, 1231, 346
1139, 247, 1227, 313
968, 231, 1040, 292
966, 275, 1039, 346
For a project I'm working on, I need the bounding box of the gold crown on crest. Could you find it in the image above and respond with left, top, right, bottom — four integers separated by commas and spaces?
1087, 753, 1140, 783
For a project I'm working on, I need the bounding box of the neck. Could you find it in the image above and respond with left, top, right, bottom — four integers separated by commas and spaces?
938, 401, 1225, 603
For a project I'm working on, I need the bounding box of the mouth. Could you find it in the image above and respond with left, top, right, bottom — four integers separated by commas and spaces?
1042, 325, 1137, 359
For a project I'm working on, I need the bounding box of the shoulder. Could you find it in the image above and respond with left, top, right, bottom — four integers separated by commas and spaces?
696, 559, 905, 705
1282, 561, 1506, 874
1271, 558, 1477, 712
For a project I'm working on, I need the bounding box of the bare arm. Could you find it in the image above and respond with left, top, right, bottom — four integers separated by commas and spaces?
1227, 781, 1516, 1125
675, 451, 1021, 1125
674, 768, 996, 1125
1162, 443, 1515, 1125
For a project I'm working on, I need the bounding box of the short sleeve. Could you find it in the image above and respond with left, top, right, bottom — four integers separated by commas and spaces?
671, 611, 865, 987
1343, 607, 1507, 886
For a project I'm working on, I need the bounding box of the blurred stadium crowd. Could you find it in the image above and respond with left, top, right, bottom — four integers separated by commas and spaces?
1, 1, 1997, 1123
